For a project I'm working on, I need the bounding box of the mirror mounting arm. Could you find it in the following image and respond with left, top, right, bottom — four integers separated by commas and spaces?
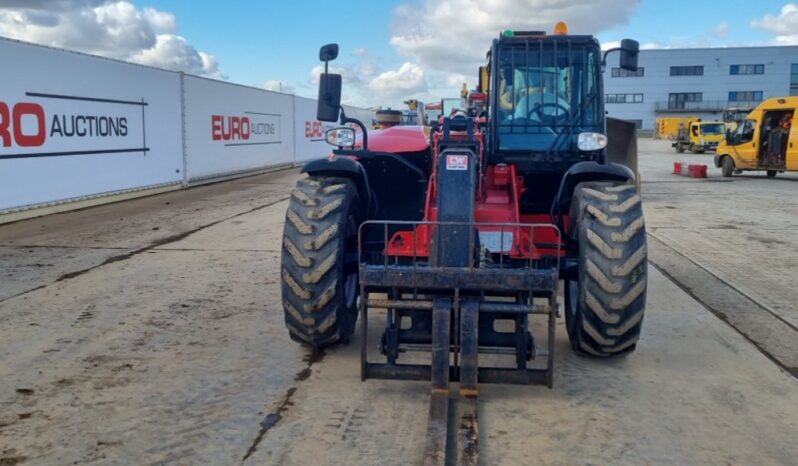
339, 107, 368, 151
600, 47, 622, 69
602, 39, 639, 71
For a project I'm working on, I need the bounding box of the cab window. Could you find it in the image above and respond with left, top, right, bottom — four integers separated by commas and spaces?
735, 119, 755, 144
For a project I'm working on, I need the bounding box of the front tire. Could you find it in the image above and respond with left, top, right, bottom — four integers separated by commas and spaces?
721, 156, 734, 177
565, 182, 647, 357
281, 177, 361, 349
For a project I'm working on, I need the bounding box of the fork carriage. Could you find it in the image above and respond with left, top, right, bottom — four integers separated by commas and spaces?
358, 220, 561, 388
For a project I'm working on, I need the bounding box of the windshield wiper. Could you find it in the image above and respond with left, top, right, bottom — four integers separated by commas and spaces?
543, 91, 597, 161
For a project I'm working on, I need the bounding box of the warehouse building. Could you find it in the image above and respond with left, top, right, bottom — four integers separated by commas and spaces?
604, 45, 798, 131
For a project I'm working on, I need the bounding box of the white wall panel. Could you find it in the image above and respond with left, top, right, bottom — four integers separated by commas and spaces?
0, 38, 183, 211
183, 76, 295, 180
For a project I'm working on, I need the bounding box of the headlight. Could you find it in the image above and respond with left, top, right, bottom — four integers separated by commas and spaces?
325, 127, 356, 148
577, 132, 607, 151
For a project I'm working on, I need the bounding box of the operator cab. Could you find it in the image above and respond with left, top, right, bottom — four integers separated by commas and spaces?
495, 35, 599, 151
485, 30, 638, 170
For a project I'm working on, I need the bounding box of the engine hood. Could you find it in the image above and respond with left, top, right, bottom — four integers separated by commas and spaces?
357, 125, 430, 152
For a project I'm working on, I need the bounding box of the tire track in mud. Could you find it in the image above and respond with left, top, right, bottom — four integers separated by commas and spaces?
242, 350, 325, 463
648, 233, 798, 378
0, 196, 289, 305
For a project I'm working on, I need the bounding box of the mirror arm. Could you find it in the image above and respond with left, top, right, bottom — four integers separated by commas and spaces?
323, 59, 330, 95
339, 107, 368, 151
601, 47, 623, 68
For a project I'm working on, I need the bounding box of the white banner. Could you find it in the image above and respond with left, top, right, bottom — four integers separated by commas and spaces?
183, 76, 294, 180
0, 38, 183, 211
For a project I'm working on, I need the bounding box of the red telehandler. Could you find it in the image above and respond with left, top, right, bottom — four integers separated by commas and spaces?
281, 26, 646, 464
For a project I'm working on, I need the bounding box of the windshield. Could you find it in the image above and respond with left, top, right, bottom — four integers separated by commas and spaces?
496, 43, 600, 151
701, 124, 725, 134
724, 110, 749, 122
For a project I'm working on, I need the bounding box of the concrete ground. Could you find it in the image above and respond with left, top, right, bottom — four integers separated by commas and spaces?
1, 142, 797, 465
640, 137, 798, 376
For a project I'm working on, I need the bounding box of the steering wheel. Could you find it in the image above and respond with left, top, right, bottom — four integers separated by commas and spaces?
529, 102, 570, 123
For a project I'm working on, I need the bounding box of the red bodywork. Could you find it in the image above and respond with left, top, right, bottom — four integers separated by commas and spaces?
355, 125, 430, 152
383, 118, 564, 260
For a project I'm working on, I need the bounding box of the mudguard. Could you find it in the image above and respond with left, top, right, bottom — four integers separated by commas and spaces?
556, 116, 639, 205
302, 156, 374, 217
301, 151, 429, 221
554, 161, 635, 211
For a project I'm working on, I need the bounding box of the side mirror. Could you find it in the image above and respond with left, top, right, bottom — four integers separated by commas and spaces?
319, 43, 339, 61
317, 43, 342, 122
317, 73, 342, 122
619, 39, 639, 72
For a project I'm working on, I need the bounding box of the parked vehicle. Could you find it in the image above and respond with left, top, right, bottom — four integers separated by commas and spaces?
672, 119, 726, 153
656, 116, 697, 140
715, 97, 796, 177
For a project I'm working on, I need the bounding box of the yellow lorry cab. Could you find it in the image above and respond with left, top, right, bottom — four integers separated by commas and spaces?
672, 119, 726, 153
715, 97, 796, 178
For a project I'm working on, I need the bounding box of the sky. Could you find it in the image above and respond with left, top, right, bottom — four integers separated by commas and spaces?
1, 0, 797, 108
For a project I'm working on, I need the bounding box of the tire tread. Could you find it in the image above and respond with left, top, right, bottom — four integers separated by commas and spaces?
567, 181, 648, 357
281, 176, 360, 349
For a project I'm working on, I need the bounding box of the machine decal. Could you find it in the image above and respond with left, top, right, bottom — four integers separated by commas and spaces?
445, 153, 468, 170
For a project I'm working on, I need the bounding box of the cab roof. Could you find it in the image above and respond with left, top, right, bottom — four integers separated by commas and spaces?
755, 96, 798, 111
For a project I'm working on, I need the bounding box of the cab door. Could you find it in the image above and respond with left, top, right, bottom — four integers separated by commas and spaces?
690, 123, 700, 145
788, 117, 798, 170
729, 119, 758, 167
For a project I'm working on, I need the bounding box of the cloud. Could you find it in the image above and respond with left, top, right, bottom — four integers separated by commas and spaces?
368, 62, 427, 97
306, 0, 643, 108
0, 0, 223, 77
308, 54, 419, 107
132, 34, 224, 78
640, 42, 662, 50
307, 56, 432, 107
389, 0, 640, 75
263, 79, 295, 94
752, 3, 798, 44
310, 63, 364, 87
712, 21, 729, 39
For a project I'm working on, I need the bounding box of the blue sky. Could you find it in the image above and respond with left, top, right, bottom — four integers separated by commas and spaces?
1, 1, 796, 107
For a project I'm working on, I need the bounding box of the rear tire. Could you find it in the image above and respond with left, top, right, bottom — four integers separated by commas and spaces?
721, 156, 734, 177
675, 144, 685, 154
766, 170, 777, 178
565, 182, 647, 357
281, 177, 361, 349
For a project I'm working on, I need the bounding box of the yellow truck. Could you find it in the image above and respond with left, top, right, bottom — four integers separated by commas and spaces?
672, 119, 726, 153
715, 97, 796, 178
656, 116, 697, 140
